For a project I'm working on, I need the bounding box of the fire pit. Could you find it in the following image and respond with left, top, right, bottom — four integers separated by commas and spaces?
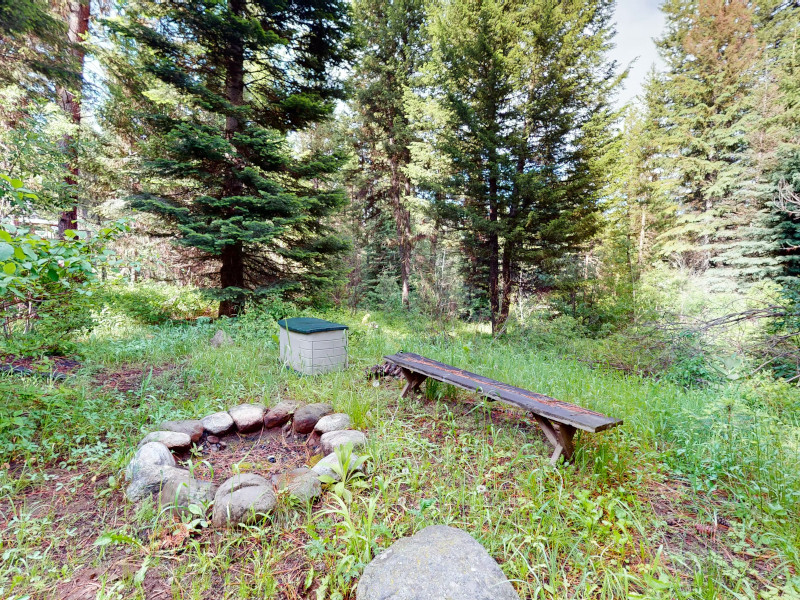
124, 401, 367, 527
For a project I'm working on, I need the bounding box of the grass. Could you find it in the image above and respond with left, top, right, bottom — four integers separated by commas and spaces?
1, 288, 800, 599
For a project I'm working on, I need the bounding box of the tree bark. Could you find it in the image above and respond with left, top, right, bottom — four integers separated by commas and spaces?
637, 209, 646, 267
488, 166, 499, 334
219, 242, 245, 317
499, 243, 513, 326
56, 0, 90, 238
218, 0, 246, 317
390, 159, 412, 309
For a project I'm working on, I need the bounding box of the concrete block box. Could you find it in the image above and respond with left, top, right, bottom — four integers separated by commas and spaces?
278, 317, 349, 375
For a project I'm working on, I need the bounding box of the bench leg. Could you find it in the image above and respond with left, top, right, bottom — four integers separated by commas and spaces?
532, 415, 576, 466
400, 368, 426, 398
554, 424, 576, 465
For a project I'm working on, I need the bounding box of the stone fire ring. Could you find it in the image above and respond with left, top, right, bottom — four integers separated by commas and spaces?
124, 401, 367, 528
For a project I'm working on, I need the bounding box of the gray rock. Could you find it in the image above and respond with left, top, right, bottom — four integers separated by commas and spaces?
264, 400, 301, 428
320, 430, 366, 455
228, 403, 266, 433
210, 329, 233, 348
292, 403, 333, 434
212, 474, 276, 527
159, 419, 204, 443
159, 474, 217, 511
356, 525, 520, 600
137, 431, 192, 451
201, 411, 234, 435
311, 451, 363, 482
217, 473, 271, 495
126, 465, 188, 502
125, 442, 175, 481
314, 413, 351, 435
272, 467, 321, 503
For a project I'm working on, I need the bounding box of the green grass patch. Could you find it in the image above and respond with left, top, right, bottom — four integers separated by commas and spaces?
1, 291, 799, 598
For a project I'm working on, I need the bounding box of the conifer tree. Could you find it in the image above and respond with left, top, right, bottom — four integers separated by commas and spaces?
108, 0, 352, 315
349, 0, 426, 308
651, 0, 760, 282
647, 0, 800, 287
424, 0, 620, 330
743, 0, 800, 283
0, 0, 90, 233
0, 0, 74, 91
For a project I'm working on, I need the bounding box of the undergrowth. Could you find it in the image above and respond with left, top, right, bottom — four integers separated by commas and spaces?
0, 286, 799, 599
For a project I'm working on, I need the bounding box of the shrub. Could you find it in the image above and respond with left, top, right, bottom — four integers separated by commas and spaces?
0, 218, 128, 355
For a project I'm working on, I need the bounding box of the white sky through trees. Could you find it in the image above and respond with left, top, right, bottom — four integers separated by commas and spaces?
611, 0, 666, 107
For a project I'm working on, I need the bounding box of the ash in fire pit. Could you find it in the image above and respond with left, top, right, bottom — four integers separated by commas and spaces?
124, 401, 368, 528
188, 427, 313, 485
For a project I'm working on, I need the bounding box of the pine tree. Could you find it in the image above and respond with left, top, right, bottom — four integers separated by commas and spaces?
0, 0, 74, 91
0, 0, 89, 234
647, 0, 800, 286
742, 1, 800, 283
56, 0, 90, 238
651, 0, 760, 284
349, 0, 426, 309
107, 0, 353, 315
424, 0, 620, 330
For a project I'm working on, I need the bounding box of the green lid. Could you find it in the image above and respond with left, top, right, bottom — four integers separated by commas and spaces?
278, 317, 348, 334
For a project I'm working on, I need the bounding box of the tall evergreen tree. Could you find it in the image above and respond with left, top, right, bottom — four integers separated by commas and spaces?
0, 0, 74, 91
349, 0, 426, 308
56, 0, 90, 238
0, 0, 90, 232
645, 0, 800, 286
651, 0, 760, 282
742, 0, 800, 283
107, 0, 352, 315
424, 0, 620, 330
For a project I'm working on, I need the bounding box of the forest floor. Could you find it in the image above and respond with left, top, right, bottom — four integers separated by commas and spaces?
1, 294, 799, 599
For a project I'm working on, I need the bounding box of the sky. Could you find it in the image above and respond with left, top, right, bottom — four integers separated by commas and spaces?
610, 0, 667, 107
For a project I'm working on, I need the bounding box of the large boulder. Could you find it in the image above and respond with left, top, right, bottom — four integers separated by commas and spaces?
228, 403, 266, 433
320, 430, 366, 455
314, 413, 351, 435
264, 400, 301, 429
292, 403, 333, 434
212, 474, 276, 527
159, 419, 204, 443
272, 467, 321, 503
137, 431, 192, 451
201, 411, 235, 435
357, 526, 520, 600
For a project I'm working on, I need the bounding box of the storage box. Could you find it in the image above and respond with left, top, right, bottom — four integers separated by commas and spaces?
277, 317, 349, 375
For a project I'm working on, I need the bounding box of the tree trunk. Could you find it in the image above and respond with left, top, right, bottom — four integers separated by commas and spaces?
637, 209, 646, 267
56, 0, 90, 239
391, 161, 412, 309
430, 207, 441, 313
499, 243, 512, 327
499, 151, 524, 331
219, 242, 245, 317
218, 0, 246, 317
488, 166, 499, 334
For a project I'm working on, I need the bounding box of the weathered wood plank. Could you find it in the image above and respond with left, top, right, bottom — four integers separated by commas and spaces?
384, 352, 622, 433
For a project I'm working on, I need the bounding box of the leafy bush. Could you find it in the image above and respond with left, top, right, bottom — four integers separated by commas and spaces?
94, 282, 213, 325
0, 379, 43, 457
0, 218, 128, 355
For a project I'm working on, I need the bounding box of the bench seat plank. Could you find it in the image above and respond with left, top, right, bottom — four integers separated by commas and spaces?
384, 352, 622, 434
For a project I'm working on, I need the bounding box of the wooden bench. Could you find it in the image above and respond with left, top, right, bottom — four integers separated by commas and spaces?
384, 352, 622, 466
